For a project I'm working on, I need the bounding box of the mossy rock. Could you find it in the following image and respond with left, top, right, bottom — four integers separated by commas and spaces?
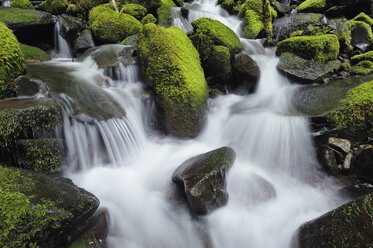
119, 0, 161, 14
0, 21, 26, 97
122, 3, 147, 20
10, 0, 34, 9
156, 0, 176, 26
73, 0, 108, 18
0, 7, 54, 31
66, 4, 80, 16
206, 45, 232, 84
74, 30, 95, 53
296, 194, 373, 248
141, 13, 156, 24
0, 166, 99, 248
342, 20, 373, 50
239, 0, 272, 39
137, 23, 208, 137
40, 0, 68, 15
276, 34, 340, 62
16, 139, 64, 173
120, 34, 138, 45
190, 17, 242, 62
89, 5, 142, 43
352, 12, 373, 28
352, 60, 373, 75
19, 44, 50, 62
295, 0, 326, 13
326, 80, 373, 135
351, 51, 373, 65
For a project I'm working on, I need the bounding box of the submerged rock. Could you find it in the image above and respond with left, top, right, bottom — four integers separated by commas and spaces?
14, 76, 43, 96
0, 166, 100, 247
138, 23, 208, 138
277, 52, 341, 83
172, 147, 236, 215
296, 194, 373, 248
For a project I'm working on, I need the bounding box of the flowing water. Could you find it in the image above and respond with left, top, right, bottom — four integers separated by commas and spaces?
28, 0, 347, 247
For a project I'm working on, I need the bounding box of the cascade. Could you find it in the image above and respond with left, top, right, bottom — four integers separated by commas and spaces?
27, 0, 347, 247
52, 17, 74, 59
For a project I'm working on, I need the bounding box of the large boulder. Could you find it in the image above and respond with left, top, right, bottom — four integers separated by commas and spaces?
272, 13, 323, 41
343, 20, 373, 51
137, 24, 208, 137
0, 166, 99, 247
88, 5, 142, 44
0, 6, 54, 31
232, 53, 260, 91
172, 147, 236, 215
40, 0, 68, 15
60, 14, 83, 44
10, 0, 34, 9
352, 60, 373, 75
74, 30, 95, 54
0, 21, 26, 97
277, 52, 341, 83
156, 0, 176, 26
296, 194, 373, 248
351, 51, 373, 65
122, 3, 147, 20
120, 0, 161, 14
276, 34, 340, 62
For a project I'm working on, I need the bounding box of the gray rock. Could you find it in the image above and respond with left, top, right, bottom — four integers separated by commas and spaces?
272, 13, 323, 41
15, 76, 42, 96
342, 152, 353, 170
172, 147, 236, 215
60, 14, 83, 42
277, 52, 341, 83
74, 30, 95, 54
328, 137, 351, 153
274, 2, 292, 15
232, 53, 260, 91
339, 183, 373, 199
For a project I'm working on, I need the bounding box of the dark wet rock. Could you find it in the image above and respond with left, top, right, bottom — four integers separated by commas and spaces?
274, 2, 292, 16
14, 76, 42, 96
353, 146, 373, 183
277, 52, 341, 83
172, 147, 236, 215
16, 138, 65, 173
206, 45, 232, 84
296, 194, 373, 248
68, 208, 109, 248
316, 144, 343, 175
272, 13, 323, 40
339, 183, 373, 199
348, 21, 373, 52
0, 166, 100, 248
74, 30, 95, 54
60, 14, 83, 43
232, 53, 260, 91
328, 137, 351, 153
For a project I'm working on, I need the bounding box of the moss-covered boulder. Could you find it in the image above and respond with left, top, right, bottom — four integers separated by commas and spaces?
190, 17, 242, 62
277, 52, 341, 83
172, 147, 236, 215
122, 3, 147, 20
0, 166, 99, 247
89, 5, 142, 43
343, 20, 373, 51
239, 0, 272, 39
206, 45, 232, 84
40, 0, 68, 15
19, 44, 50, 62
141, 13, 157, 24
352, 12, 373, 28
272, 13, 323, 40
296, 194, 373, 248
119, 0, 161, 14
156, 0, 176, 26
120, 34, 138, 45
276, 34, 340, 62
138, 23, 208, 137
351, 51, 373, 65
0, 7, 54, 31
352, 60, 373, 75
295, 0, 327, 13
0, 22, 26, 97
10, 0, 34, 9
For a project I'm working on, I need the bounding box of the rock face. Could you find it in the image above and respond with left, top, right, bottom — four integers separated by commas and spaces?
172, 147, 236, 215
137, 23, 208, 138
353, 146, 373, 183
0, 166, 100, 248
88, 5, 142, 43
277, 52, 341, 83
296, 194, 373, 248
74, 30, 95, 54
272, 13, 323, 40
0, 21, 26, 97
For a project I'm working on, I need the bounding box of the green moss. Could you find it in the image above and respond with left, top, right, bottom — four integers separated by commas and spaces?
137, 24, 208, 137
270, 5, 277, 20
239, 0, 272, 39
89, 5, 142, 43
351, 51, 373, 65
0, 22, 25, 97
156, 0, 176, 26
0, 166, 72, 248
276, 34, 340, 62
295, 0, 326, 13
66, 4, 79, 16
352, 60, 373, 75
40, 0, 68, 14
122, 3, 147, 20
342, 20, 373, 46
119, 34, 138, 45
190, 17, 242, 62
10, 0, 34, 9
19, 44, 50, 62
220, 0, 235, 13
141, 13, 156, 24
290, 30, 304, 38
327, 80, 373, 132
0, 7, 48, 27
352, 12, 373, 28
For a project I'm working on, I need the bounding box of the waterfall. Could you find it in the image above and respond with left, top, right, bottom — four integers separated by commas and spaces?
28, 1, 346, 247
53, 17, 73, 59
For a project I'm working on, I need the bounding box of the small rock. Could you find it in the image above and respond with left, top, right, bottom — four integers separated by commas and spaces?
328, 137, 351, 153
232, 53, 260, 91
15, 76, 41, 96
342, 152, 353, 170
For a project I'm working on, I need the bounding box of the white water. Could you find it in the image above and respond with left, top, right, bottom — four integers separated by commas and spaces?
40, 0, 346, 247
52, 17, 73, 59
